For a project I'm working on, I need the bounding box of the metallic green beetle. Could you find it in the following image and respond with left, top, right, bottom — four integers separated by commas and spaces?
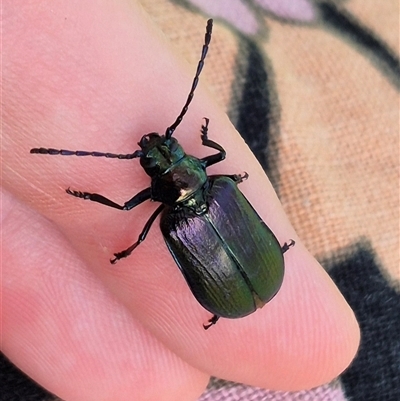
31, 19, 294, 329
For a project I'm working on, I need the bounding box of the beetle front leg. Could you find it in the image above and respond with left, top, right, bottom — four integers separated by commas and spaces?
66, 187, 151, 211
111, 204, 165, 264
200, 118, 226, 167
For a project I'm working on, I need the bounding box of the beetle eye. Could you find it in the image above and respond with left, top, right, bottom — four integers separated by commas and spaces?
139, 133, 160, 149
139, 135, 150, 147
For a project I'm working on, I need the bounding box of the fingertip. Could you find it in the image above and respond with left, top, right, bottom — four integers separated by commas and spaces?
269, 244, 361, 390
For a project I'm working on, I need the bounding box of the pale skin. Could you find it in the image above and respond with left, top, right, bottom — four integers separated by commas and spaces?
2, 1, 360, 400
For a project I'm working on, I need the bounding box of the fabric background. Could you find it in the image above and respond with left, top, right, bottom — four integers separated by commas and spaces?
2, 0, 399, 400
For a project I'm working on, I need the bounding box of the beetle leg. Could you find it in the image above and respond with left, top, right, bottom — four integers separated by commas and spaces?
208, 172, 249, 184
66, 187, 151, 211
229, 172, 249, 184
200, 118, 226, 167
110, 204, 165, 264
203, 314, 220, 330
281, 239, 295, 253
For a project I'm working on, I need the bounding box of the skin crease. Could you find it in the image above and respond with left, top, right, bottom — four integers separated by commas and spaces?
2, 0, 360, 400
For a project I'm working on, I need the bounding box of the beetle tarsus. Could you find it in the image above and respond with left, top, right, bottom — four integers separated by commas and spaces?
281, 239, 295, 253
110, 243, 139, 264
232, 172, 249, 184
66, 188, 88, 199
199, 118, 227, 167
200, 117, 210, 140
203, 314, 220, 329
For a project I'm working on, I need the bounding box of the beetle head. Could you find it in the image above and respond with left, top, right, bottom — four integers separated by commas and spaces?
138, 133, 186, 177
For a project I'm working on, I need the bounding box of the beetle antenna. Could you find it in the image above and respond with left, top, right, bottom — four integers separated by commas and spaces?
165, 19, 213, 139
30, 147, 143, 159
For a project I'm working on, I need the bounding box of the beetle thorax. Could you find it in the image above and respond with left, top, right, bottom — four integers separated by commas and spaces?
137, 133, 208, 207
151, 156, 208, 207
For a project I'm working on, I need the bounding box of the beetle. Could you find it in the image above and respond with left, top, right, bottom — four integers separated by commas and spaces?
30, 19, 294, 329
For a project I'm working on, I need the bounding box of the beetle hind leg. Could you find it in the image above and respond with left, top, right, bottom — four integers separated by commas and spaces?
111, 243, 140, 264
230, 172, 249, 184
203, 314, 220, 330
281, 239, 295, 253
